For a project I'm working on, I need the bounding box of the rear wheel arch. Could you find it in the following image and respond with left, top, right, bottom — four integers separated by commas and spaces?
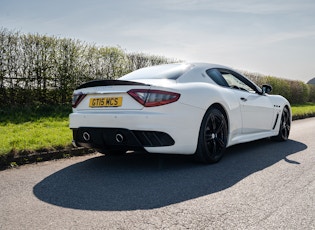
209, 103, 230, 135
194, 103, 229, 163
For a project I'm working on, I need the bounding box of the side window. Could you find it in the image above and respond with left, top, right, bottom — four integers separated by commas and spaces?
220, 71, 256, 93
206, 69, 229, 87
206, 68, 260, 94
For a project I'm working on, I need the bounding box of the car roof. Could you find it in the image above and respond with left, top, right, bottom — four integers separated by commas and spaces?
120, 62, 235, 80
186, 62, 232, 72
189, 62, 230, 69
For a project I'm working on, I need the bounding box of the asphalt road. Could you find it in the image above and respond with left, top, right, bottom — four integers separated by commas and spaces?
0, 118, 314, 230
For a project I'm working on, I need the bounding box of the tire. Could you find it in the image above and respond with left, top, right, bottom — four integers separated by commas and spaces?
195, 107, 228, 164
273, 106, 291, 141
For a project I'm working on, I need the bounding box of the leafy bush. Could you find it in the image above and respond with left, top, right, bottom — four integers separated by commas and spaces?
1, 27, 313, 107
265, 76, 291, 100
244, 72, 312, 104
0, 28, 177, 107
308, 85, 315, 102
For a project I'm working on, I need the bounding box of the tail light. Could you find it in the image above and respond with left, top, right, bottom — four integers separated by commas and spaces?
72, 93, 86, 108
128, 89, 180, 107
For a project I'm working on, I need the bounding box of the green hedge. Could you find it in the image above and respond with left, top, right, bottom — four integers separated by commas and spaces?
244, 72, 314, 104
1, 27, 314, 106
0, 28, 177, 106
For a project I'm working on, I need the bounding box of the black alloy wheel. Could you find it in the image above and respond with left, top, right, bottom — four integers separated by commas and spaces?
274, 106, 291, 141
195, 107, 228, 163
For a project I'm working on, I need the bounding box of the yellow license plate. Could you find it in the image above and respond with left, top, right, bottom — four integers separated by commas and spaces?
89, 97, 123, 107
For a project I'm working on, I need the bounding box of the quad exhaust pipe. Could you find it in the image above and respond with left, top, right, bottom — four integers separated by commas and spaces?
81, 131, 124, 143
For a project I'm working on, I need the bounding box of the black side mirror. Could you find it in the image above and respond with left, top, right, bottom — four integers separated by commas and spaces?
261, 84, 272, 94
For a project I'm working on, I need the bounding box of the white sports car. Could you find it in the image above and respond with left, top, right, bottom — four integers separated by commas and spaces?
70, 63, 291, 163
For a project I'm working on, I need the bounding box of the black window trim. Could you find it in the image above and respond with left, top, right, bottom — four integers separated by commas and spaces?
207, 68, 262, 94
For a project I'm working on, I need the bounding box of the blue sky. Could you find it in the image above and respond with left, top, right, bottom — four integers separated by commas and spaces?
1, 0, 314, 82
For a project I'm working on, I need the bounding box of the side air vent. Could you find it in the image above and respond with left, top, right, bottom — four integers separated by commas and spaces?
273, 113, 280, 129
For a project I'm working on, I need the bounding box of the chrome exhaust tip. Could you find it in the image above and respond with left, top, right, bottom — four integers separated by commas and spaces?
115, 133, 124, 143
83, 132, 91, 141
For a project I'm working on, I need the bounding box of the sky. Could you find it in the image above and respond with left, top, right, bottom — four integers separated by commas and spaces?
1, 0, 315, 82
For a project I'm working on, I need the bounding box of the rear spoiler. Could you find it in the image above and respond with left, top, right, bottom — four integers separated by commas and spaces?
76, 80, 149, 90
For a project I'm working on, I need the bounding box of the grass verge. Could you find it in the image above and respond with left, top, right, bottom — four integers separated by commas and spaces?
1, 119, 71, 155
291, 102, 315, 120
0, 103, 315, 169
0, 105, 72, 155
0, 105, 96, 169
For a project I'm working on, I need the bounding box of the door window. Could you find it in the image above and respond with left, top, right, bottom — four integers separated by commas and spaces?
206, 68, 261, 94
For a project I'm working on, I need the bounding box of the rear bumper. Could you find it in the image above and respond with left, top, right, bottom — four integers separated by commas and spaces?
69, 104, 205, 154
72, 127, 175, 151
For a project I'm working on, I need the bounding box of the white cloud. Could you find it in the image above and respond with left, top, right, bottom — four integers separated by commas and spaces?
149, 0, 315, 15
262, 30, 315, 44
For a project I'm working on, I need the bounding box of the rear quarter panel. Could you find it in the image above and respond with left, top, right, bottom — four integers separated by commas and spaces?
173, 82, 243, 147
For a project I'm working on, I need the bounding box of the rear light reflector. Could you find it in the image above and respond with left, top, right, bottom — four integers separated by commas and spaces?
72, 93, 86, 108
128, 89, 180, 107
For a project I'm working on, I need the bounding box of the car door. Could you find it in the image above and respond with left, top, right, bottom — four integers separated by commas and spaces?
218, 69, 275, 134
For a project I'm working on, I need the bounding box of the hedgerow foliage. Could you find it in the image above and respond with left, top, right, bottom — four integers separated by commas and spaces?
243, 71, 314, 104
1, 27, 314, 106
0, 28, 177, 106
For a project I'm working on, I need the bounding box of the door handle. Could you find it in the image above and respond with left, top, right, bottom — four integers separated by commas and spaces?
240, 97, 247, 102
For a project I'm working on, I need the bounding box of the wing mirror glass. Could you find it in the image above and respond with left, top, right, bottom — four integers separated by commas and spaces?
262, 84, 272, 94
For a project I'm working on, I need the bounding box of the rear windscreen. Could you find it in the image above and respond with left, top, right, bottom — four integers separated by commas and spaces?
120, 63, 192, 80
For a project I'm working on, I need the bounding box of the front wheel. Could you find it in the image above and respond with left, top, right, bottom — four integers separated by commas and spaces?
194, 107, 228, 164
273, 107, 291, 141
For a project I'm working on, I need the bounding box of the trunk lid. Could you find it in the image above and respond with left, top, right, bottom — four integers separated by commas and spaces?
73, 80, 151, 111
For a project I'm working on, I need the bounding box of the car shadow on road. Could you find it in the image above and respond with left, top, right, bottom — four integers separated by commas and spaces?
33, 139, 306, 211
